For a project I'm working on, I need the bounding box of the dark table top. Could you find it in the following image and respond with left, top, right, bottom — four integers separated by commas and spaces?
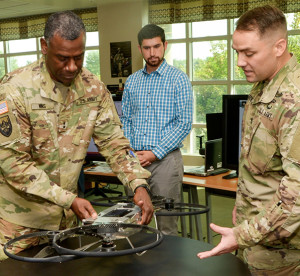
0, 235, 250, 276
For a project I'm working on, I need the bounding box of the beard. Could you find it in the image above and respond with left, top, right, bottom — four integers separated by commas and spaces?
145, 56, 164, 68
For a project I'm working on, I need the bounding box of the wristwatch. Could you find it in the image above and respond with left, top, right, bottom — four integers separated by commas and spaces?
134, 184, 151, 196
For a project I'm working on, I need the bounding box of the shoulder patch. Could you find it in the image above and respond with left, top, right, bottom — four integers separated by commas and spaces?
0, 115, 12, 137
0, 112, 21, 145
0, 100, 9, 115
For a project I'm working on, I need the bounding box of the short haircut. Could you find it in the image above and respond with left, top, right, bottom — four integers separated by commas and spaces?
44, 11, 86, 43
137, 24, 165, 46
236, 5, 287, 37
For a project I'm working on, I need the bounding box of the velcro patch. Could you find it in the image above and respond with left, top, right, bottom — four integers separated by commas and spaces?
31, 103, 50, 110
0, 115, 12, 137
0, 101, 9, 115
76, 96, 100, 105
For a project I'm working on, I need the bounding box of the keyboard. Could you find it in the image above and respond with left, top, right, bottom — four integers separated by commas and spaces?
184, 166, 205, 175
184, 166, 229, 176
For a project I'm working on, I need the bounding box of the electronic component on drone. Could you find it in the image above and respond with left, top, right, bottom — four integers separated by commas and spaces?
82, 202, 141, 225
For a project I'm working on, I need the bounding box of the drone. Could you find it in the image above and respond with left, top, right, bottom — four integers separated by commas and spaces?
4, 197, 209, 263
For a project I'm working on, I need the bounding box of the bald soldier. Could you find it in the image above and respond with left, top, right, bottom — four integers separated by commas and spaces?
0, 11, 153, 260
197, 6, 300, 275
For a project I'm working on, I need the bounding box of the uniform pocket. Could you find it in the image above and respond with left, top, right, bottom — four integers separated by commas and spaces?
72, 108, 97, 147
248, 122, 277, 174
32, 115, 57, 149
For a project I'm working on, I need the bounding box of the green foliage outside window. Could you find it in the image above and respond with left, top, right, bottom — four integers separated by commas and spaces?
84, 50, 100, 78
193, 41, 227, 81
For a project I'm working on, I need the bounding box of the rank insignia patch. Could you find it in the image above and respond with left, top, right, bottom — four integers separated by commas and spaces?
0, 101, 9, 115
0, 115, 12, 137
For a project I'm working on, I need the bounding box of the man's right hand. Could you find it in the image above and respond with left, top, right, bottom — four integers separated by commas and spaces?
71, 197, 98, 221
136, 151, 157, 167
133, 187, 154, 225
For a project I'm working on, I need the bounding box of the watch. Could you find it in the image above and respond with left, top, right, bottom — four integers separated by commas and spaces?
134, 184, 151, 196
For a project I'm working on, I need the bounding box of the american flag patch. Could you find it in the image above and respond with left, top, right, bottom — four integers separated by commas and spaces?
0, 101, 9, 115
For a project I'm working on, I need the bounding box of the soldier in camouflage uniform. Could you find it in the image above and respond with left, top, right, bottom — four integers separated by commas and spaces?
198, 6, 300, 275
0, 11, 153, 260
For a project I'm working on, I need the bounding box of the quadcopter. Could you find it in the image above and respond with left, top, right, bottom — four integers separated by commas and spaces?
89, 195, 209, 227
4, 197, 208, 263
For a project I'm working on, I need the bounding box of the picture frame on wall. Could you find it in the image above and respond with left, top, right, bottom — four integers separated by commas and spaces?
110, 41, 132, 78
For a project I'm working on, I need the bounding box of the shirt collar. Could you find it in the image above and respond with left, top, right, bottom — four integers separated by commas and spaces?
250, 55, 297, 104
142, 58, 168, 75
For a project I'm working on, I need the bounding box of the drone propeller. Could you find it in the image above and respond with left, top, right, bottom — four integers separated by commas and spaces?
4, 223, 163, 262
90, 196, 209, 217
52, 223, 163, 258
90, 195, 165, 207
3, 231, 78, 263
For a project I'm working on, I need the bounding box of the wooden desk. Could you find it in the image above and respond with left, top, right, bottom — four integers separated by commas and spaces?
182, 172, 238, 243
84, 164, 122, 185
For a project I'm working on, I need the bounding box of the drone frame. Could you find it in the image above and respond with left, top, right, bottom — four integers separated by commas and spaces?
4, 223, 163, 263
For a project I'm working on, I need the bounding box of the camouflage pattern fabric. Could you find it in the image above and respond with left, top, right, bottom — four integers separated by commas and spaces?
0, 57, 150, 231
0, 218, 40, 261
233, 55, 300, 272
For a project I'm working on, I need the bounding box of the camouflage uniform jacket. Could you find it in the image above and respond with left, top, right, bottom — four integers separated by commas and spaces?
0, 57, 150, 230
233, 55, 300, 250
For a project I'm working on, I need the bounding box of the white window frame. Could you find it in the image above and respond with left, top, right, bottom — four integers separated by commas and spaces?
163, 17, 300, 157
0, 32, 100, 77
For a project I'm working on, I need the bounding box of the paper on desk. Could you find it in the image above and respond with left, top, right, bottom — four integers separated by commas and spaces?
85, 161, 113, 173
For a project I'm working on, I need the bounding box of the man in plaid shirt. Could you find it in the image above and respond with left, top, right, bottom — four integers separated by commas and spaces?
122, 24, 193, 235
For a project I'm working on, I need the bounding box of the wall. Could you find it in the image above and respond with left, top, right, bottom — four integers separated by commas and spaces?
97, 0, 148, 85
97, 1, 203, 166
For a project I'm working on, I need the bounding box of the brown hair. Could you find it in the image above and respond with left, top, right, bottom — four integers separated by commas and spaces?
138, 24, 165, 46
236, 5, 287, 37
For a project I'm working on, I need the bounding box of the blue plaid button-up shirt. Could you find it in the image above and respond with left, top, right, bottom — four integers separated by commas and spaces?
121, 59, 193, 159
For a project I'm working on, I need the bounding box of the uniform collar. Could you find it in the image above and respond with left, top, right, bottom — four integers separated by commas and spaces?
250, 55, 297, 104
142, 58, 168, 75
39, 56, 85, 103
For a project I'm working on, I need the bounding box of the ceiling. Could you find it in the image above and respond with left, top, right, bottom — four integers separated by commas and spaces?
0, 0, 133, 20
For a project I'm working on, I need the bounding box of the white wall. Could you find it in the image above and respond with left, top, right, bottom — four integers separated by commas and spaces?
97, 0, 148, 85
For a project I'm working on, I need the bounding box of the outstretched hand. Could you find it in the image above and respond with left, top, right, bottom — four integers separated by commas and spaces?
197, 223, 238, 259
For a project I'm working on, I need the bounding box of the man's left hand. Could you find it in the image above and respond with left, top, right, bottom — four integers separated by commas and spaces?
136, 151, 157, 167
133, 186, 154, 225
197, 223, 238, 259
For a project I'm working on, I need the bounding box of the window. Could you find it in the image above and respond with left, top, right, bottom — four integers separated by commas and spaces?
0, 31, 100, 79
160, 13, 300, 156
84, 32, 101, 78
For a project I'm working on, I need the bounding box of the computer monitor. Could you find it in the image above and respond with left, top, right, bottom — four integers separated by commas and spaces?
222, 94, 248, 179
111, 94, 123, 117
206, 112, 223, 141
85, 139, 105, 164
114, 100, 123, 117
